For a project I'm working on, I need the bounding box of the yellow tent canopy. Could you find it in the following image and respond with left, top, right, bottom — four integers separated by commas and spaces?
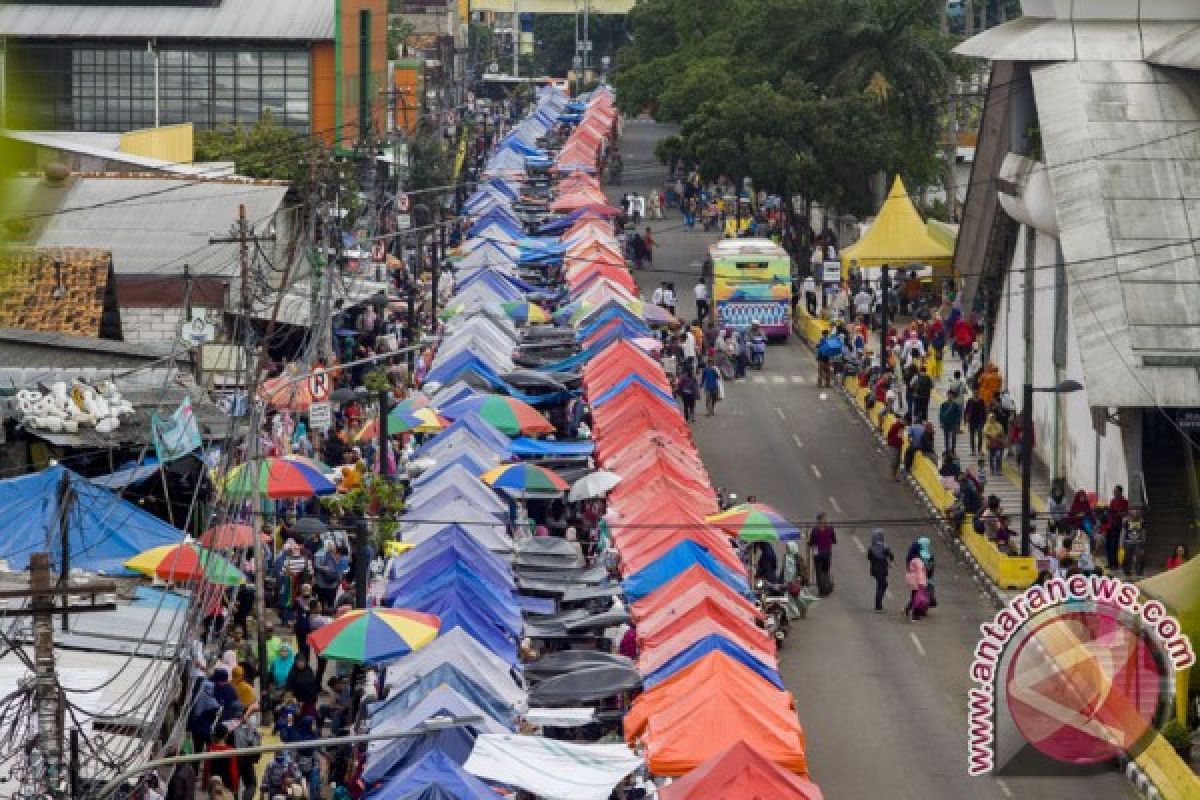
841, 176, 955, 276
1139, 557, 1200, 721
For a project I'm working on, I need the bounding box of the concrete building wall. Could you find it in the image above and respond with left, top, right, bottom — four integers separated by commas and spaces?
991, 223, 1132, 498
120, 307, 186, 344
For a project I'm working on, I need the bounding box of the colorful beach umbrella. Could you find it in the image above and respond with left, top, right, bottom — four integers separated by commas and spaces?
125, 543, 245, 585
199, 523, 266, 549
307, 608, 440, 665
706, 503, 802, 542
501, 301, 552, 325
223, 456, 338, 499
441, 395, 555, 436
355, 407, 448, 442
480, 462, 569, 497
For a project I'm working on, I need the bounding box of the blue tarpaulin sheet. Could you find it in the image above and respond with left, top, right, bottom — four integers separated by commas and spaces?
370, 663, 518, 729
509, 438, 594, 458
590, 374, 675, 409
621, 541, 751, 602
0, 466, 183, 574
642, 634, 785, 692
364, 730, 478, 785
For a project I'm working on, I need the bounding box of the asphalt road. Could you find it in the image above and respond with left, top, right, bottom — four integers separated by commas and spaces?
607, 118, 1135, 800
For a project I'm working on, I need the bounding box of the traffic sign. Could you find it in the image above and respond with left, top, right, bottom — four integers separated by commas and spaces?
179, 311, 216, 348
397, 214, 412, 229
308, 371, 331, 402
309, 401, 332, 432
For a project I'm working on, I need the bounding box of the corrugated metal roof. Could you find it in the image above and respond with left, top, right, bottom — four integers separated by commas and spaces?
1032, 60, 1200, 407
1149, 29, 1200, 70
955, 18, 1196, 62
0, 0, 335, 41
19, 176, 289, 277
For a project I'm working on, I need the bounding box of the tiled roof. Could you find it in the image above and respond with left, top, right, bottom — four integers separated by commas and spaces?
0, 247, 111, 337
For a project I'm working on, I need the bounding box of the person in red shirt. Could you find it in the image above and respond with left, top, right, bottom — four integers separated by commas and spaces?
953, 318, 975, 364
203, 724, 239, 792
1167, 545, 1187, 570
886, 415, 908, 480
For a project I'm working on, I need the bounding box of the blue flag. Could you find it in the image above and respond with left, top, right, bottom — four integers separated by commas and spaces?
151, 397, 203, 463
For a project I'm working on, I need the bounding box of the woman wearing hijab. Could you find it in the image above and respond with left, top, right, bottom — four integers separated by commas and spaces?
269, 642, 296, 694
285, 654, 320, 719
865, 530, 894, 613
211, 668, 239, 721
293, 716, 322, 800
904, 541, 930, 622
1066, 490, 1096, 543
188, 680, 221, 752
231, 666, 257, 708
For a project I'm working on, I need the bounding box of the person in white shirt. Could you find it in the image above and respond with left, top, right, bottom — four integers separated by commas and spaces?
651, 283, 665, 307
802, 275, 817, 316
663, 283, 676, 316
694, 280, 709, 323
853, 287, 873, 325
681, 328, 697, 370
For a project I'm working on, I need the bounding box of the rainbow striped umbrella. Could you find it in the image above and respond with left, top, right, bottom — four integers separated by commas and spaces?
223, 456, 338, 499
354, 407, 448, 442
441, 394, 555, 436
706, 503, 802, 542
501, 301, 552, 325
125, 543, 245, 586
307, 608, 440, 665
480, 462, 568, 498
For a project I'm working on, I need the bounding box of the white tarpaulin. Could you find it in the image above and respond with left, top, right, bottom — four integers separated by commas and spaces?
463, 734, 642, 800
524, 707, 596, 728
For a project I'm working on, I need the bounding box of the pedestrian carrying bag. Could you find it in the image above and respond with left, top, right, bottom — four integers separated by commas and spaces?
716, 377, 725, 401
912, 586, 931, 618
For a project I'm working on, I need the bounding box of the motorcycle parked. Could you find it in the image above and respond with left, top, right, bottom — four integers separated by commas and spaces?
748, 323, 767, 370
755, 580, 791, 645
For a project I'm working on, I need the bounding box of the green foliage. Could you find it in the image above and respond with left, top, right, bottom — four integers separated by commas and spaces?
1162, 718, 1193, 749
194, 112, 319, 187
363, 368, 392, 393
320, 474, 406, 548
407, 126, 453, 192
388, 17, 416, 59
531, 14, 627, 78
613, 0, 959, 213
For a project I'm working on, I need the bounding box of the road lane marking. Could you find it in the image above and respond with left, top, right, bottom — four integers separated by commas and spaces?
752, 375, 767, 384
829, 496, 842, 513
996, 780, 1013, 798
909, 632, 926, 656
792, 434, 804, 448
771, 375, 786, 384
851, 535, 866, 554
775, 407, 785, 420
790, 375, 804, 383
810, 463, 822, 479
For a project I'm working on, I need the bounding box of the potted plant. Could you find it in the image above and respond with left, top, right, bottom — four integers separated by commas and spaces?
1162, 719, 1193, 761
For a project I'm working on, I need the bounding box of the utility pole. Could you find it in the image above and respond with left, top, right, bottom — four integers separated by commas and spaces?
13, 555, 118, 799
209, 205, 277, 702
941, 9, 958, 222
407, 230, 423, 380
880, 264, 891, 362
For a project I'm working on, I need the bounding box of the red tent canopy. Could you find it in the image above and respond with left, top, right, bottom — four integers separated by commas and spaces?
584, 339, 663, 381
630, 566, 755, 620
552, 191, 609, 212
660, 741, 824, 800
637, 620, 776, 679
638, 594, 770, 654
568, 263, 636, 294
635, 578, 763, 628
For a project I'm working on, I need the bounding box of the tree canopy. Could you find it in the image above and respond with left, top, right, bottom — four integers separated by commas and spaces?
611, 0, 959, 215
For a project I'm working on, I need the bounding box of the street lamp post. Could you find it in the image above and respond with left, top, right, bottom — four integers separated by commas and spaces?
1020, 379, 1084, 556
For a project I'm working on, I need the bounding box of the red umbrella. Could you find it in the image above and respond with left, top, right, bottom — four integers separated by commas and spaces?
199, 523, 266, 549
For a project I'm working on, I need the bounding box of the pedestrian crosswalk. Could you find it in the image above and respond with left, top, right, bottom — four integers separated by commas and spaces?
749, 374, 807, 384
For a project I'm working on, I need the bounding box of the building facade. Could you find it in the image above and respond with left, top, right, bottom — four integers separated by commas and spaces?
0, 0, 386, 151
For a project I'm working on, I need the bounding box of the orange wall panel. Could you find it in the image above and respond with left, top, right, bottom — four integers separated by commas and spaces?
312, 42, 337, 147
337, 0, 388, 150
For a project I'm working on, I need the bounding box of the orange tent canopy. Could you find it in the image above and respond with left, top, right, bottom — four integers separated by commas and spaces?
638, 594, 771, 656
616, 520, 743, 577
660, 741, 824, 800
629, 565, 754, 620
637, 621, 776, 679
623, 650, 796, 743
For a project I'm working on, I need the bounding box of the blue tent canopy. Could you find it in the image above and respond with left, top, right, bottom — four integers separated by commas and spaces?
0, 466, 184, 574
368, 749, 496, 800
621, 540, 751, 602
431, 413, 512, 454
578, 325, 651, 352
404, 487, 508, 523
389, 524, 507, 576
391, 566, 520, 628
390, 544, 516, 601
404, 592, 519, 663
509, 437, 594, 458
577, 304, 650, 335
397, 785, 467, 800
642, 634, 785, 692
591, 373, 675, 409
412, 453, 493, 488
371, 663, 518, 728
363, 730, 478, 785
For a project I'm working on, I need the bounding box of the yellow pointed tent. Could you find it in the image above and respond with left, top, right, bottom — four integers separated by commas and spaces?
1139, 558, 1200, 721
840, 176, 955, 276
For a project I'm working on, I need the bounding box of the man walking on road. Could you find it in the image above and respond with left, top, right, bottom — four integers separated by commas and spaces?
866, 530, 894, 612
938, 391, 962, 453
701, 361, 721, 416
802, 274, 817, 316
694, 280, 709, 324
810, 512, 837, 596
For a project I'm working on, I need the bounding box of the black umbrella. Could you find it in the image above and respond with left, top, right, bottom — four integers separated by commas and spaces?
502, 370, 568, 392
292, 517, 328, 536
564, 609, 631, 633
528, 665, 642, 707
